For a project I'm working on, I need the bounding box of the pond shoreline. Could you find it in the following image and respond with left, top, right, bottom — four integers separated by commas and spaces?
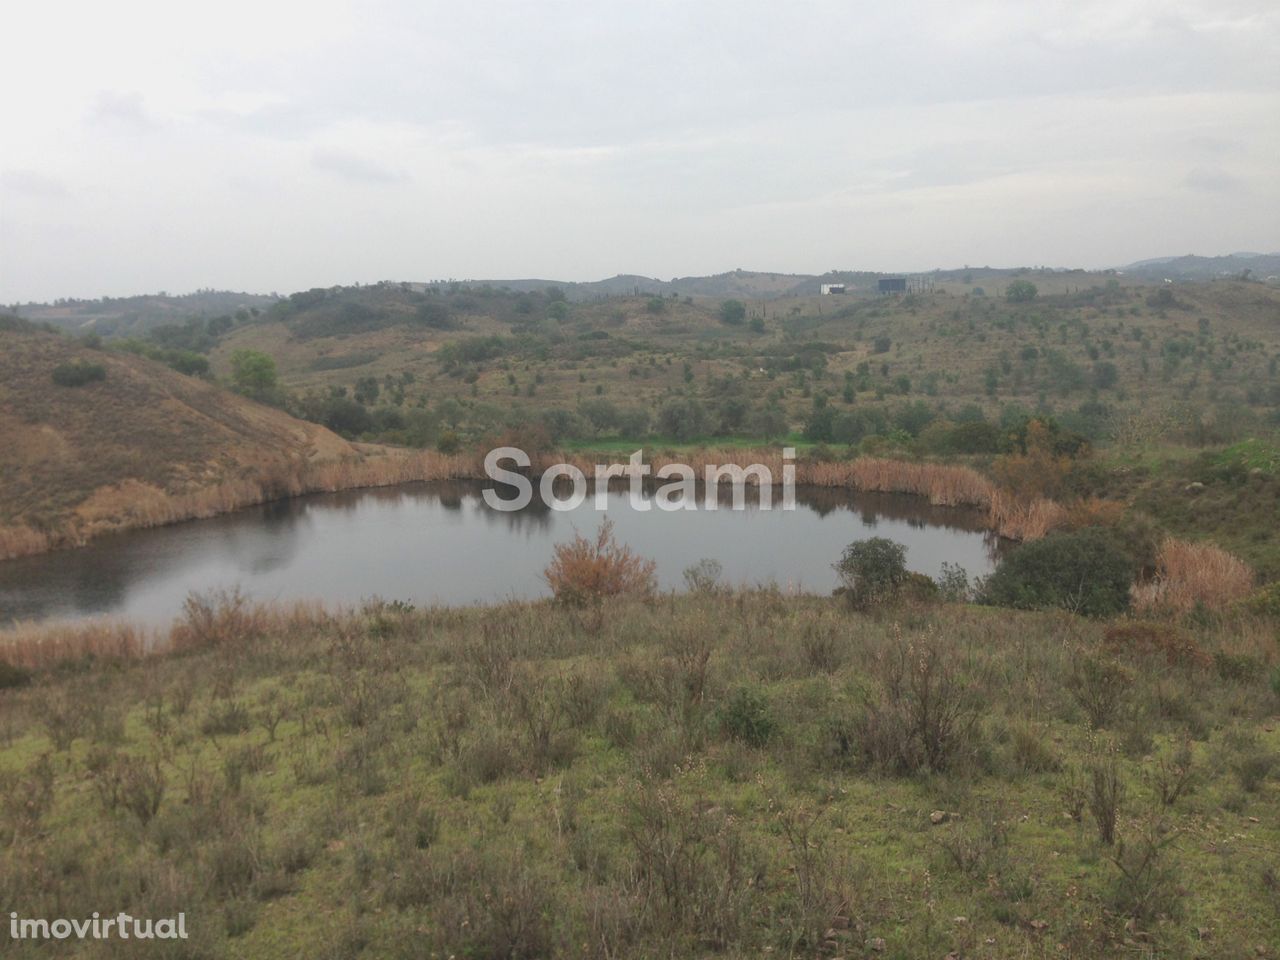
0, 447, 1047, 564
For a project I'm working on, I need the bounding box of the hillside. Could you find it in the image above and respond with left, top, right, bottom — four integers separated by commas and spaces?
1119, 253, 1280, 284
12, 290, 276, 338
209, 274, 1280, 456
0, 318, 359, 558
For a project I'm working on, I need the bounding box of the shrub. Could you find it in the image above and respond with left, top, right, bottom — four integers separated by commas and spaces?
979, 528, 1133, 617
834, 537, 908, 609
1006, 279, 1038, 303
683, 558, 723, 594
856, 627, 982, 774
934, 562, 972, 602
543, 518, 657, 607
716, 688, 776, 747
1066, 653, 1134, 727
0, 659, 32, 690
1089, 748, 1124, 846
1107, 822, 1183, 922
719, 299, 746, 325
51, 360, 106, 387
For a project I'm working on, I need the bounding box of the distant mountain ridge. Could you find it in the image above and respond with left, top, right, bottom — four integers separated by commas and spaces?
13, 251, 1278, 321
14, 290, 276, 337
1117, 252, 1280, 281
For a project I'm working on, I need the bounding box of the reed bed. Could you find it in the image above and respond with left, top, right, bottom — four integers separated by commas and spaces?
0, 619, 155, 670
0, 594, 334, 670
0, 450, 483, 561
547, 449, 1059, 541
3, 444, 1064, 563
0, 523, 52, 560
1132, 537, 1255, 614
988, 490, 1069, 542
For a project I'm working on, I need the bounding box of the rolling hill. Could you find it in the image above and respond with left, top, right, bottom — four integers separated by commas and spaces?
0, 317, 362, 558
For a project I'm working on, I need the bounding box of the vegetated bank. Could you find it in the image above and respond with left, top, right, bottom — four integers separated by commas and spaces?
0, 569, 1277, 958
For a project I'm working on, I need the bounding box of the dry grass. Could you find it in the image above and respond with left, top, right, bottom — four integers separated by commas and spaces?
0, 523, 52, 559
6, 435, 1069, 563
2, 449, 482, 560
1132, 537, 1255, 614
0, 619, 154, 670
0, 593, 332, 670
987, 490, 1067, 541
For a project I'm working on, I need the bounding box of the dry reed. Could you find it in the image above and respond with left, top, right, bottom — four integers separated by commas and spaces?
0, 619, 155, 670
0, 595, 333, 671
3, 444, 1067, 565
1, 449, 482, 561
1131, 537, 1255, 614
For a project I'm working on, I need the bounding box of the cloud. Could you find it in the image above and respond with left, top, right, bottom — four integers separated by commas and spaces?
0, 169, 68, 198
1184, 165, 1245, 193
89, 91, 159, 133
311, 149, 409, 185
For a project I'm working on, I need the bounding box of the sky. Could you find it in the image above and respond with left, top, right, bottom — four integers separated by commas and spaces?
1, 0, 1277, 303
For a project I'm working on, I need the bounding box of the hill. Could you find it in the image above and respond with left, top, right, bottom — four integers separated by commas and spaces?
208, 273, 1280, 458
1119, 253, 1280, 283
11, 289, 276, 338
0, 318, 361, 558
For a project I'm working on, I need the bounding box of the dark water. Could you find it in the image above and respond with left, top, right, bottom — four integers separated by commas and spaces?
0, 481, 1001, 625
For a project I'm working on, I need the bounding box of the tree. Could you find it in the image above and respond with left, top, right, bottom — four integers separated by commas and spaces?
749, 405, 789, 440
230, 350, 277, 398
657, 397, 711, 441
579, 398, 619, 436
979, 528, 1133, 617
719, 300, 746, 325
1006, 279, 1038, 303
835, 538, 909, 609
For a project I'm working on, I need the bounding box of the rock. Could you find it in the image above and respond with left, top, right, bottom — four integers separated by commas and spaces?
1185, 482, 1206, 493
930, 810, 949, 824
1029, 919, 1049, 932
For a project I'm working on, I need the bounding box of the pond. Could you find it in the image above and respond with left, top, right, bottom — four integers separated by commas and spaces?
0, 480, 1002, 625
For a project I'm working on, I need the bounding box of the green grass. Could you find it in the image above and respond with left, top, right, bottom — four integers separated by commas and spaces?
2, 592, 1278, 958
562, 432, 820, 454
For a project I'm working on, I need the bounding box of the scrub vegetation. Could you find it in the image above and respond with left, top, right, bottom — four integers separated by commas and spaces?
1, 572, 1278, 959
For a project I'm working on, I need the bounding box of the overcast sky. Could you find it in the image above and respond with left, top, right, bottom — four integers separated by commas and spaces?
2, 0, 1277, 302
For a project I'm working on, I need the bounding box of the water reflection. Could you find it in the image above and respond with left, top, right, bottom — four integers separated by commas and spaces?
0, 480, 1002, 625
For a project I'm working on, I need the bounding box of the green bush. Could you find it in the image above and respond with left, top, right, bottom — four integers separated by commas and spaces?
51, 360, 106, 387
979, 528, 1133, 617
834, 537, 908, 609
716, 687, 776, 747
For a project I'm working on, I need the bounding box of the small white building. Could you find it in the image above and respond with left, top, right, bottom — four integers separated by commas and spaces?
820, 283, 846, 295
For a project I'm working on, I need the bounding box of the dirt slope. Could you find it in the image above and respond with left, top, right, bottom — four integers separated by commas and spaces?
0, 320, 358, 555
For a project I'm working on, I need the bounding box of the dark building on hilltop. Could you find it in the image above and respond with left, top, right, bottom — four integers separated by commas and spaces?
878, 277, 907, 294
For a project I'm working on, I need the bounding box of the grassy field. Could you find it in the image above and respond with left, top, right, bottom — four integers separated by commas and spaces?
1, 587, 1278, 959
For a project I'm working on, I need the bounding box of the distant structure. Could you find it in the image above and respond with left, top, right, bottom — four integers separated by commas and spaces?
820, 283, 846, 295
878, 277, 907, 295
